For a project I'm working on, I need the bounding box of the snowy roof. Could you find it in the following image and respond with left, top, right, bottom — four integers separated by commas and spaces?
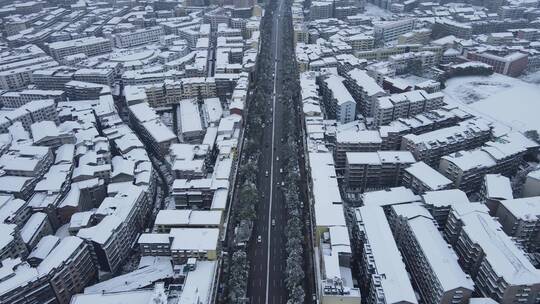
84, 257, 173, 293
356, 205, 417, 304
308, 152, 346, 228
483, 174, 513, 200
346, 68, 385, 97
451, 203, 540, 285
178, 260, 216, 304
37, 236, 83, 274
498, 197, 540, 221
346, 151, 415, 165
361, 187, 420, 207
421, 189, 470, 207
28, 235, 60, 261
404, 161, 452, 190
154, 210, 222, 227
392, 204, 474, 292
20, 212, 47, 244
169, 228, 219, 251
179, 99, 203, 133
70, 288, 164, 304
322, 74, 355, 106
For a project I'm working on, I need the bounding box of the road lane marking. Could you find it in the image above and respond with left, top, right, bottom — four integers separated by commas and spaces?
266, 3, 281, 304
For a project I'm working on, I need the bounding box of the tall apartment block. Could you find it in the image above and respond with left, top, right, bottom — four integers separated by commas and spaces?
344, 68, 386, 116
318, 74, 357, 124
444, 203, 540, 303
492, 197, 540, 254
355, 205, 417, 304
388, 203, 474, 304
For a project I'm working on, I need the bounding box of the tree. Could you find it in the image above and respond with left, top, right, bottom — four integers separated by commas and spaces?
228, 249, 249, 303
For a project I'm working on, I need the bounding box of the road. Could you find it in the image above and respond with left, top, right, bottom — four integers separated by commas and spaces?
246, 0, 290, 303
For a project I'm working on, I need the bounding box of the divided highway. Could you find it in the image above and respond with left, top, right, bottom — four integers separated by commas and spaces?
246, 0, 290, 302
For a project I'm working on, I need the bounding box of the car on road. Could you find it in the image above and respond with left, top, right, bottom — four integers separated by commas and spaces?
276, 156, 279, 161
257, 235, 262, 243
272, 219, 276, 226
265, 170, 269, 177
279, 168, 283, 174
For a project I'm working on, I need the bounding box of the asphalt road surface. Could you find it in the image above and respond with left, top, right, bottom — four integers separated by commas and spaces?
246, 0, 290, 303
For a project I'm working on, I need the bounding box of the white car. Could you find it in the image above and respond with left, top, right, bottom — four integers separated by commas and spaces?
257, 235, 262, 243
272, 219, 276, 226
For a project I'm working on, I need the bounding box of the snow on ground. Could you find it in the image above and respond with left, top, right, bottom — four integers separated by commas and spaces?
521, 70, 540, 85
444, 74, 540, 134
396, 74, 431, 86
364, 3, 394, 19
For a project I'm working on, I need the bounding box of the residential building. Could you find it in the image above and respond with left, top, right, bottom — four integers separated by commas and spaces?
388, 203, 474, 304
355, 205, 417, 304
402, 161, 453, 194
444, 203, 540, 303
400, 119, 492, 167
344, 151, 415, 192
46, 37, 112, 61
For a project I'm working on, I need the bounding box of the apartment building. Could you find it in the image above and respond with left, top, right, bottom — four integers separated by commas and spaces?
0, 223, 28, 261
373, 19, 415, 43
0, 145, 54, 178
38, 236, 97, 304
0, 237, 97, 304
397, 28, 431, 45
420, 189, 470, 230
466, 51, 528, 77
72, 68, 115, 87
344, 151, 415, 192
128, 102, 178, 157
335, 129, 382, 171
344, 68, 386, 117
373, 90, 445, 126
0, 89, 65, 108
318, 74, 356, 124
355, 205, 417, 304
402, 161, 453, 194
310, 1, 333, 20
77, 185, 150, 273
114, 26, 165, 48
400, 119, 492, 167
0, 45, 59, 90
388, 203, 474, 304
0, 259, 56, 304
439, 139, 528, 194
138, 228, 219, 264
493, 197, 540, 253
47, 37, 112, 61
444, 203, 540, 303
345, 34, 375, 51
389, 51, 438, 75
31, 66, 76, 90
153, 209, 222, 233
171, 178, 228, 209
433, 18, 473, 39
